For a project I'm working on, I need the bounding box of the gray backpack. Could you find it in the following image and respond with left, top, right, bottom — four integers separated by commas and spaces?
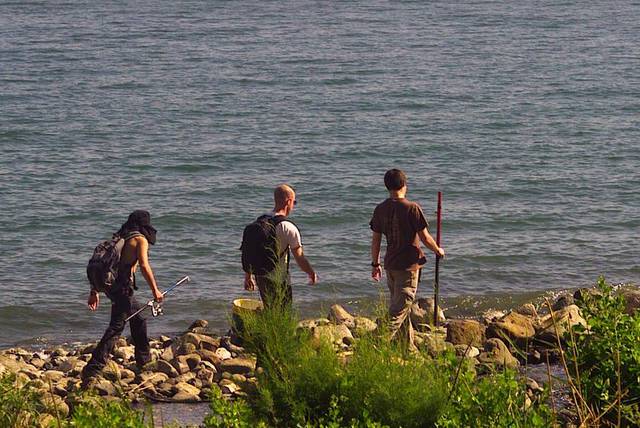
86, 232, 141, 292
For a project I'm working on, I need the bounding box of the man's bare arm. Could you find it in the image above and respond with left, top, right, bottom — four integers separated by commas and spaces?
291, 246, 317, 285
137, 237, 163, 302
417, 228, 445, 258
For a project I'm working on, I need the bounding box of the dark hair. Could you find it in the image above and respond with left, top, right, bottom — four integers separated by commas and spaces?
384, 169, 407, 191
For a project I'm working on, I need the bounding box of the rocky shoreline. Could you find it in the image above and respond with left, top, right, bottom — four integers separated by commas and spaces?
2, 286, 639, 426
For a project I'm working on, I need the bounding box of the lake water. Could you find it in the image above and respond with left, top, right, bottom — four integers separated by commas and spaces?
1, 1, 638, 348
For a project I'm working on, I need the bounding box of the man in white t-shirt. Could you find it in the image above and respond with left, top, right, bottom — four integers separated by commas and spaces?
244, 184, 318, 307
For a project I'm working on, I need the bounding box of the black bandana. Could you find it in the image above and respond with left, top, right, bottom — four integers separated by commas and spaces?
117, 210, 157, 245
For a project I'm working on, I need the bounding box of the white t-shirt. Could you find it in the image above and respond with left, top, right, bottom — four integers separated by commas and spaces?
267, 212, 302, 257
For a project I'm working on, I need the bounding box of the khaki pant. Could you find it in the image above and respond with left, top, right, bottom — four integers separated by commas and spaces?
386, 269, 420, 349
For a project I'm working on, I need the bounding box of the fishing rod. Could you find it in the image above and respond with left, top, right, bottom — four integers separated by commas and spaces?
434, 192, 442, 327
124, 275, 190, 322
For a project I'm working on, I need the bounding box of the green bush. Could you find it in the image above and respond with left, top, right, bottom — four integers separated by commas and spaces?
437, 367, 552, 427
68, 396, 148, 428
0, 372, 44, 428
568, 276, 640, 425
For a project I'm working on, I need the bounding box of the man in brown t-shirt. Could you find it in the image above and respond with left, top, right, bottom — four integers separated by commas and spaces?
370, 169, 445, 350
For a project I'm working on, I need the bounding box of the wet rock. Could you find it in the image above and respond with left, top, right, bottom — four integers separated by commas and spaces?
446, 319, 485, 347
410, 297, 446, 331
143, 360, 179, 378
478, 338, 519, 369
328, 304, 355, 329
218, 357, 256, 375
515, 303, 538, 318
487, 311, 535, 344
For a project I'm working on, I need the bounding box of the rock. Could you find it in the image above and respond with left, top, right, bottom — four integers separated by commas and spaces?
161, 346, 174, 362
196, 368, 216, 387
143, 360, 179, 378
38, 413, 56, 427
50, 348, 67, 358
219, 380, 240, 395
189, 319, 209, 330
536, 305, 586, 342
198, 335, 220, 351
57, 357, 83, 374
481, 310, 506, 325
352, 317, 378, 337
454, 344, 480, 358
297, 319, 317, 330
156, 381, 174, 397
515, 303, 538, 318
95, 379, 118, 396
29, 357, 46, 370
43, 370, 65, 383
218, 357, 256, 375
42, 394, 69, 418
410, 298, 446, 330
622, 289, 640, 315
173, 391, 201, 402
487, 311, 536, 344
328, 304, 356, 328
446, 319, 485, 347
181, 333, 202, 348
231, 374, 246, 384
312, 324, 353, 345
138, 371, 169, 385
214, 347, 232, 360
198, 349, 222, 365
552, 294, 574, 311
102, 361, 123, 382
0, 355, 26, 373
417, 332, 447, 357
174, 381, 201, 396
478, 338, 519, 369
113, 346, 135, 362
177, 342, 197, 356
573, 287, 602, 303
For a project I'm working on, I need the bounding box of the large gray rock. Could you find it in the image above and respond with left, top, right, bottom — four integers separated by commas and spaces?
446, 319, 485, 347
218, 357, 256, 375
410, 297, 446, 330
328, 304, 355, 329
478, 338, 519, 369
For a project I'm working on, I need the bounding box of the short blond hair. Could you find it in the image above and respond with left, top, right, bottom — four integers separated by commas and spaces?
274, 184, 295, 207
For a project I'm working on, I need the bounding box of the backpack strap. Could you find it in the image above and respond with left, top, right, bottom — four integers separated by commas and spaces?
270, 215, 295, 273
122, 231, 144, 241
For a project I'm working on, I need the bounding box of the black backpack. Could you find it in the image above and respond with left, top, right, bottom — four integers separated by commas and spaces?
241, 215, 289, 276
87, 232, 141, 292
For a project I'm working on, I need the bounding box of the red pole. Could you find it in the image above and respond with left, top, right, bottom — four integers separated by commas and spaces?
434, 191, 442, 327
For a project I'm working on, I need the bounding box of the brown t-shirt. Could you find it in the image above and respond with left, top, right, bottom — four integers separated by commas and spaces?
369, 198, 429, 271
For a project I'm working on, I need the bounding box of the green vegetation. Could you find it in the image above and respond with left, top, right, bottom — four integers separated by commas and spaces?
566, 276, 640, 425
0, 372, 150, 428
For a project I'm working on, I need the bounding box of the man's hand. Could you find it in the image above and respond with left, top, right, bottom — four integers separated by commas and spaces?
436, 247, 445, 259
372, 265, 382, 282
244, 274, 256, 291
87, 291, 99, 311
308, 271, 318, 285
152, 288, 164, 303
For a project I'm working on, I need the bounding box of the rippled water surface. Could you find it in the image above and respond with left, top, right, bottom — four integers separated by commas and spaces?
1, 1, 638, 347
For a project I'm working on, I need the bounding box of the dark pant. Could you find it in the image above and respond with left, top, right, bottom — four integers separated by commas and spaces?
256, 274, 292, 310
82, 288, 150, 379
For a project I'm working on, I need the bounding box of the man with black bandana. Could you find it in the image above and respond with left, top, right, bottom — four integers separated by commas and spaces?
82, 210, 163, 384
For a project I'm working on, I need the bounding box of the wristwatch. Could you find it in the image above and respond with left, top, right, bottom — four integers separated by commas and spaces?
371, 262, 381, 267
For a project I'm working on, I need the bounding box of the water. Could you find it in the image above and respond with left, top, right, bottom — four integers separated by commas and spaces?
1, 1, 638, 348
